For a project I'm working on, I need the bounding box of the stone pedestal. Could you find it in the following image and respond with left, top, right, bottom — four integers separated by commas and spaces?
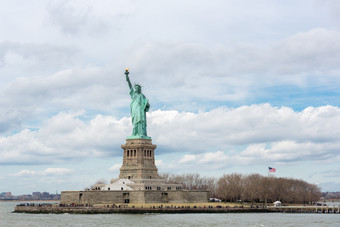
119, 139, 160, 180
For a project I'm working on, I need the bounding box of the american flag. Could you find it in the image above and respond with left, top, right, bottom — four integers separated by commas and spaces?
268, 167, 276, 172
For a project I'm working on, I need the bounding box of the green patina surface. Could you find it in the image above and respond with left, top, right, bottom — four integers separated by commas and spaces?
125, 69, 151, 140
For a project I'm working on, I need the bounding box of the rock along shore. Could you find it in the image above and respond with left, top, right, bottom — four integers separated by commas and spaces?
14, 205, 340, 214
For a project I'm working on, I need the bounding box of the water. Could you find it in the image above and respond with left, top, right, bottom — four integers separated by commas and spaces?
1, 201, 340, 227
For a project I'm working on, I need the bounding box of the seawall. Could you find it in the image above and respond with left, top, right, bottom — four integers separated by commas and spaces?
14, 205, 340, 214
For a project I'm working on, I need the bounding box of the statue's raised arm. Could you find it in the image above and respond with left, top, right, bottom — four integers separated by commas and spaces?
125, 68, 132, 90
124, 68, 151, 140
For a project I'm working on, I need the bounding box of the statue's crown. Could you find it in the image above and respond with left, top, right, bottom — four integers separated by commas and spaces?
134, 83, 142, 88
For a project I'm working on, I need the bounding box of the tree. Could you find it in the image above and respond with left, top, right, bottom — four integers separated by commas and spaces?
160, 173, 217, 197
243, 174, 263, 204
88, 178, 107, 190
162, 172, 321, 204
217, 173, 244, 202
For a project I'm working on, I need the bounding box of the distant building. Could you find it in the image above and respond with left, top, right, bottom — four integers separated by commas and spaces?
0, 192, 12, 200
0, 192, 60, 201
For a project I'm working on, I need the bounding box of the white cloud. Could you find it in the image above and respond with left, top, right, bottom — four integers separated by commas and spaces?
173, 140, 340, 171
174, 151, 231, 171
43, 168, 74, 176
0, 42, 78, 77
10, 168, 74, 177
178, 155, 196, 164
150, 104, 340, 150
124, 28, 340, 106
235, 140, 338, 165
46, 0, 134, 35
11, 170, 36, 177
199, 151, 230, 164
155, 160, 163, 166
0, 111, 130, 164
1, 104, 340, 166
0, 65, 127, 133
109, 164, 122, 172
151, 104, 340, 168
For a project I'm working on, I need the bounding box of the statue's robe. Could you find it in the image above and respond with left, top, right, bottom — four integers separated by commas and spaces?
129, 88, 150, 137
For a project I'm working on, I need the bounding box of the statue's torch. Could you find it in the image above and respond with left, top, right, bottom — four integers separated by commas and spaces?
125, 68, 129, 76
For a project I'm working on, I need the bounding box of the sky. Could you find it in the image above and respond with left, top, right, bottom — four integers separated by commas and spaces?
1, 0, 340, 195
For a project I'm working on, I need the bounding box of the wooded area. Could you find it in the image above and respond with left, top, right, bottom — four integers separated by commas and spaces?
161, 173, 321, 204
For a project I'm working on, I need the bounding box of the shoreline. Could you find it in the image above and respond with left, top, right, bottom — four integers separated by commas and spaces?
14, 205, 340, 214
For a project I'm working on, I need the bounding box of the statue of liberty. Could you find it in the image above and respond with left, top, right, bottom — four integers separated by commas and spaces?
124, 69, 151, 139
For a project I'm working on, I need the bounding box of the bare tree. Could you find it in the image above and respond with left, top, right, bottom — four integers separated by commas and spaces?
217, 173, 244, 202
89, 178, 107, 190
243, 174, 263, 204
160, 173, 217, 196
162, 172, 321, 204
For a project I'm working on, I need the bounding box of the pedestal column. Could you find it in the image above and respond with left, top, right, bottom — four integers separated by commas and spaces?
119, 139, 160, 180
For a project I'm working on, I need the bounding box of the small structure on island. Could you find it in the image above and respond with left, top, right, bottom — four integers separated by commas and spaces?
61, 69, 209, 204
273, 201, 282, 207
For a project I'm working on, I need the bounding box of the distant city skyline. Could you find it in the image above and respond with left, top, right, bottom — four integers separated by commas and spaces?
0, 191, 60, 200
1, 0, 340, 194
